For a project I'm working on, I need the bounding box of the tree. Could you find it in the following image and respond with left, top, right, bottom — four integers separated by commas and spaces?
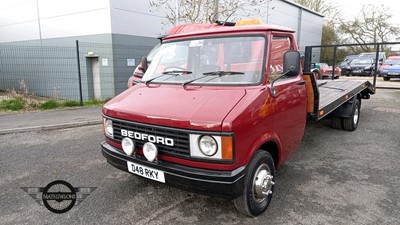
339, 4, 399, 52
149, 0, 270, 26
320, 24, 340, 65
292, 0, 338, 25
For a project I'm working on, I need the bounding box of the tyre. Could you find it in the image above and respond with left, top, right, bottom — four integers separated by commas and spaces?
331, 117, 343, 130
234, 151, 275, 217
313, 70, 322, 80
383, 77, 390, 81
343, 98, 361, 131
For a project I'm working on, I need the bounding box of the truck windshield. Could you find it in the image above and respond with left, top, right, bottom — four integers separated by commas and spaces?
142, 36, 266, 85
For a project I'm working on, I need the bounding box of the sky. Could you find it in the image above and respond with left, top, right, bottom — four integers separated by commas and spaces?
325, 0, 400, 26
323, 0, 400, 41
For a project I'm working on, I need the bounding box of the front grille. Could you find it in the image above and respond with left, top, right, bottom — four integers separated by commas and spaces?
112, 119, 190, 157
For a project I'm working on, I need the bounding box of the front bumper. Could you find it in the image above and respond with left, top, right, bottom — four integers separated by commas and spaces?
382, 73, 400, 78
101, 141, 245, 199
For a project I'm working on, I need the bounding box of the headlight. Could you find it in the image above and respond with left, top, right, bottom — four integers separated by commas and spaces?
198, 135, 218, 156
365, 66, 372, 70
189, 134, 233, 160
346, 66, 351, 69
104, 118, 113, 137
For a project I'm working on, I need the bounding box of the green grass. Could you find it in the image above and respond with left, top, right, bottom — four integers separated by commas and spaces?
0, 98, 25, 111
39, 99, 107, 109
0, 97, 108, 112
39, 100, 60, 110
84, 99, 106, 106
63, 100, 81, 107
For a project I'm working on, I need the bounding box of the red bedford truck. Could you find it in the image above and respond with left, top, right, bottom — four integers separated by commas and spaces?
102, 20, 374, 216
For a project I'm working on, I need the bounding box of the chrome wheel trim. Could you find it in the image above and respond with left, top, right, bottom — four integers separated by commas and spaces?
353, 106, 359, 125
252, 163, 274, 204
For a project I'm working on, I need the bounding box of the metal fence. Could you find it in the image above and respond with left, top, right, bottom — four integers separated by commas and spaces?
305, 41, 400, 90
1, 40, 400, 104
0, 41, 154, 103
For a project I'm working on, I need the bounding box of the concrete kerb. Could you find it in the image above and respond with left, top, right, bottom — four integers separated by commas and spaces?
0, 120, 101, 135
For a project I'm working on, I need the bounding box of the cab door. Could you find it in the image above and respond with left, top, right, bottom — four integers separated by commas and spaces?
268, 34, 307, 161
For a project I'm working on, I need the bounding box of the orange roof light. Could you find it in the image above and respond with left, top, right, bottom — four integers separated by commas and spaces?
235, 19, 263, 26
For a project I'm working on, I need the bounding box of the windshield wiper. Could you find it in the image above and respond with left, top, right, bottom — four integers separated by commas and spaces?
144, 70, 192, 85
162, 70, 192, 75
203, 71, 244, 76
182, 71, 244, 86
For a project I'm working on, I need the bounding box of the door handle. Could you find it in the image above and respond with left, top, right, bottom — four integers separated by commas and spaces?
297, 80, 306, 85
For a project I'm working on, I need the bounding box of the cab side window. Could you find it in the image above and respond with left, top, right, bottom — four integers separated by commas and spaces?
269, 36, 292, 82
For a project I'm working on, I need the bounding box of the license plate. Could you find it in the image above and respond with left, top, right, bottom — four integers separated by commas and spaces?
353, 70, 362, 73
127, 161, 165, 183
388, 72, 399, 75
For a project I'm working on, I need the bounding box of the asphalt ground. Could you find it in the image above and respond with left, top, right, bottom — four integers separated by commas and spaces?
0, 106, 102, 135
0, 89, 399, 224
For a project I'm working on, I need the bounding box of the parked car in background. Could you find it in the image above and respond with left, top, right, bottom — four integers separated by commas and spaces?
317, 63, 341, 79
359, 52, 386, 63
311, 63, 341, 79
378, 56, 400, 81
348, 57, 375, 76
339, 55, 358, 76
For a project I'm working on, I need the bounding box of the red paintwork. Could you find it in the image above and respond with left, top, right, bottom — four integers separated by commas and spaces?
167, 23, 220, 35
104, 24, 307, 170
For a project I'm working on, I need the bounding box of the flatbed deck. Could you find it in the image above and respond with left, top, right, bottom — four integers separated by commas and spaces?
315, 80, 374, 120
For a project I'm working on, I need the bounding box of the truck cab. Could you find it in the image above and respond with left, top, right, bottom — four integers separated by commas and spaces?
103, 22, 306, 216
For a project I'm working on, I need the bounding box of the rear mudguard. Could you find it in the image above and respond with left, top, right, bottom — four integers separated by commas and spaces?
330, 95, 361, 118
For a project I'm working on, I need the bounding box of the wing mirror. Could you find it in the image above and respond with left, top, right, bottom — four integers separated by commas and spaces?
270, 50, 300, 96
283, 50, 300, 76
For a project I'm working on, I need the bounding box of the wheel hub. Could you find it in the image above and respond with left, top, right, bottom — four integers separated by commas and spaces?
353, 106, 359, 124
253, 165, 274, 203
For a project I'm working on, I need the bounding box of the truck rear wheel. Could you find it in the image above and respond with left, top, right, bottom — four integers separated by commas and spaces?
343, 98, 360, 131
234, 151, 275, 217
331, 117, 343, 130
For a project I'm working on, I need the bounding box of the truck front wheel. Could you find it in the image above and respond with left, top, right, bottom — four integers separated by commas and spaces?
234, 151, 275, 217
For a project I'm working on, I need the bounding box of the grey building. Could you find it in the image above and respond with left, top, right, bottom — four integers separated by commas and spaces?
264, 0, 323, 52
0, 0, 323, 100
